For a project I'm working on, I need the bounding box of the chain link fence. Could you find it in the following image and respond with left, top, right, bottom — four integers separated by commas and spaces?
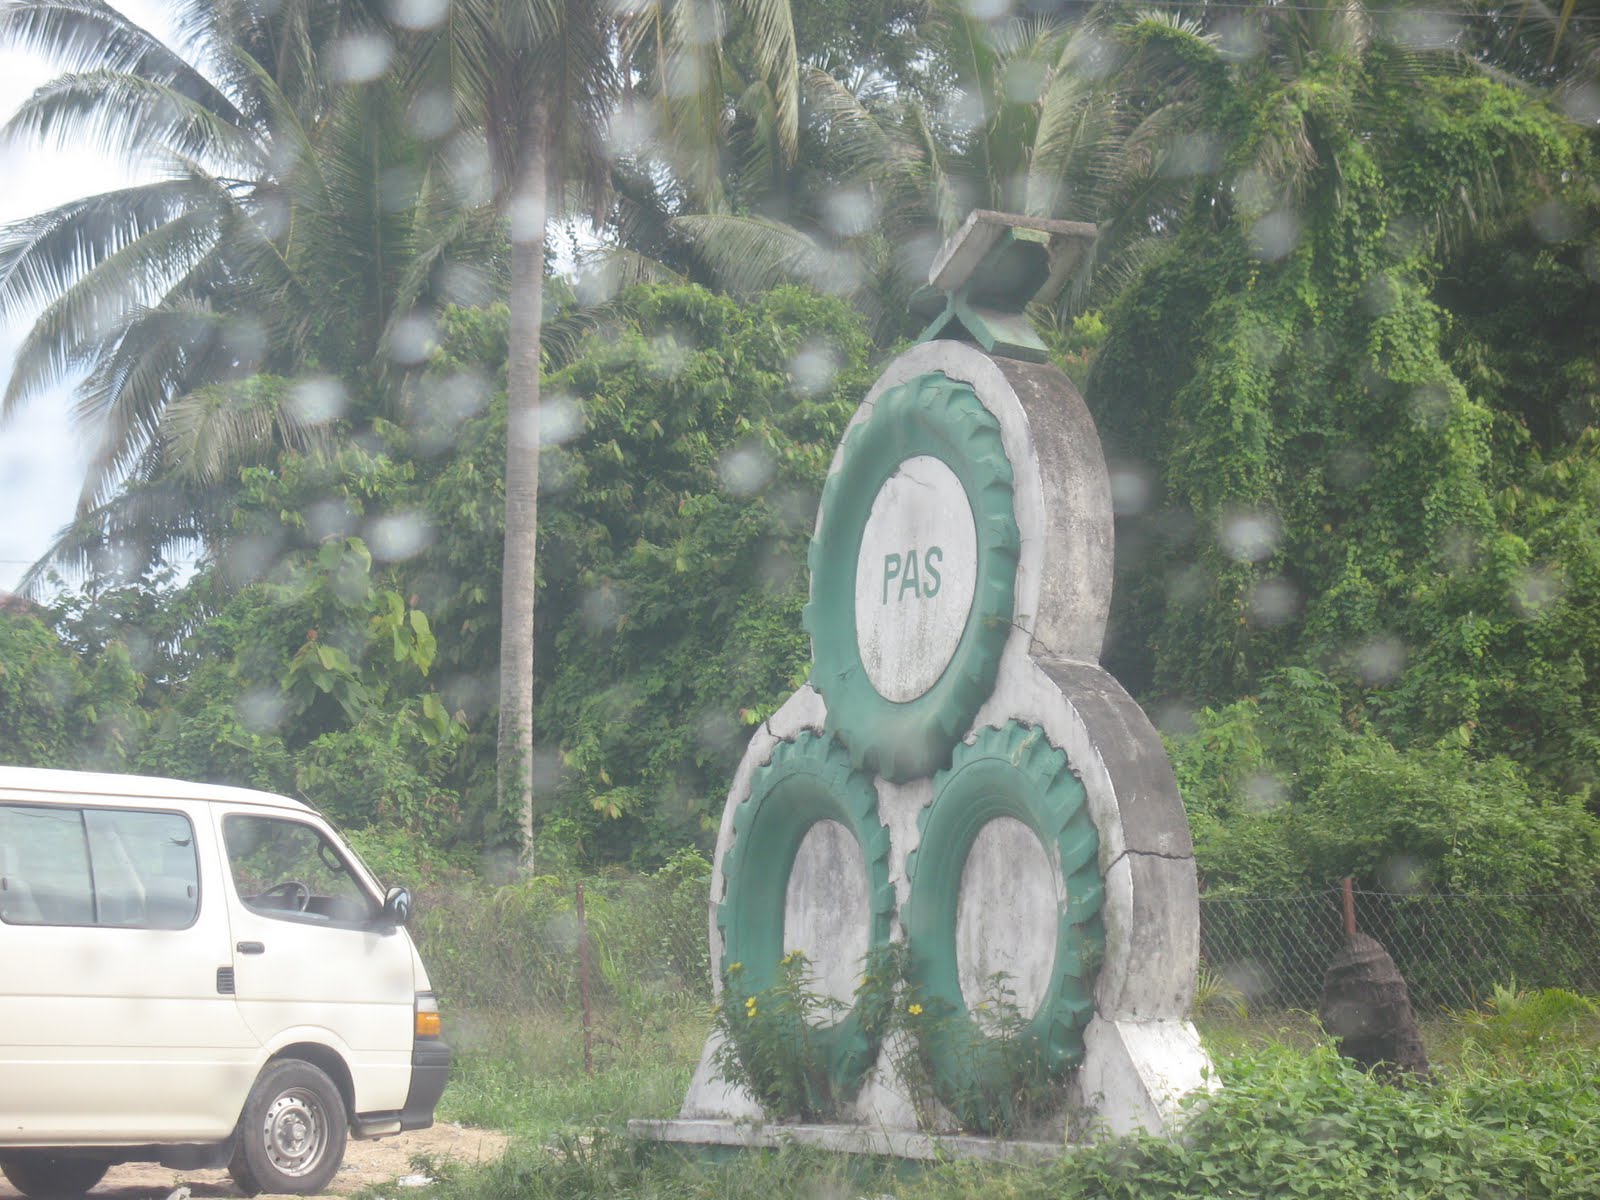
1200, 889, 1600, 1012
408, 862, 1599, 1019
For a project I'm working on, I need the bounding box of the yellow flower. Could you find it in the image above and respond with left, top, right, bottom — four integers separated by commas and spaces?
728, 962, 743, 973
908, 1003, 923, 1016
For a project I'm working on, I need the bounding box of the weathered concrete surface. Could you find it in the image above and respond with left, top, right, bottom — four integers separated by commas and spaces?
629, 1117, 1064, 1164
854, 454, 978, 701
1073, 1018, 1215, 1138
785, 818, 870, 1008
970, 652, 1200, 1019
955, 815, 1058, 1019
706, 684, 829, 990
835, 341, 1113, 667
678, 1029, 763, 1121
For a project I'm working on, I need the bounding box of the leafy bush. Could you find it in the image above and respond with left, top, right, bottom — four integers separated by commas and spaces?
415, 853, 712, 1013
1455, 984, 1600, 1062
425, 1042, 1600, 1200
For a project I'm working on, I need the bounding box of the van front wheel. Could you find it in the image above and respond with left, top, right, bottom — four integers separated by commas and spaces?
0, 1154, 109, 1198
229, 1059, 349, 1196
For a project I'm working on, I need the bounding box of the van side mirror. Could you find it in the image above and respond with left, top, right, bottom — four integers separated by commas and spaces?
382, 886, 413, 927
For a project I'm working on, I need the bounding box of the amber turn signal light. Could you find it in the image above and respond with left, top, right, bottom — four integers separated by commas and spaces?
415, 993, 442, 1038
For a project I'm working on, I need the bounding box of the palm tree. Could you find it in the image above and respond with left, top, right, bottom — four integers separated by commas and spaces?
0, 0, 501, 583
384, 0, 800, 855
635, 1, 1193, 344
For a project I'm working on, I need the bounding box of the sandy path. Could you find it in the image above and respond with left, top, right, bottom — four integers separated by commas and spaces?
0, 1123, 509, 1200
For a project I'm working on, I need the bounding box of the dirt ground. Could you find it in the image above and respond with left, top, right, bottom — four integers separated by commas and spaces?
0, 1123, 510, 1200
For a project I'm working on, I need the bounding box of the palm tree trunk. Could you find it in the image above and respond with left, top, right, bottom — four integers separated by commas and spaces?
498, 101, 548, 864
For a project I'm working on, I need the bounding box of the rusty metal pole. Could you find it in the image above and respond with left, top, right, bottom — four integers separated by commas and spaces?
1342, 877, 1358, 938
576, 879, 594, 1076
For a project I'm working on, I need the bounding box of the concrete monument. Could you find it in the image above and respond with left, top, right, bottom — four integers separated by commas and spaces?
634, 212, 1213, 1157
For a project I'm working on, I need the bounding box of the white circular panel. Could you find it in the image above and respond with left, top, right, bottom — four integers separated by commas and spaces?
955, 816, 1058, 1026
853, 455, 978, 702
783, 819, 869, 1016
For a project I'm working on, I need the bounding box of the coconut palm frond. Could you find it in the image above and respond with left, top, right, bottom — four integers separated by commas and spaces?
0, 178, 219, 320
1, 70, 264, 173
729, 0, 800, 159
160, 374, 330, 486
3, 201, 227, 418
0, 0, 247, 122
669, 212, 826, 295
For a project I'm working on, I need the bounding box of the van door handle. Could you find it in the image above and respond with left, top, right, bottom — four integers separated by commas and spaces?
236, 941, 265, 955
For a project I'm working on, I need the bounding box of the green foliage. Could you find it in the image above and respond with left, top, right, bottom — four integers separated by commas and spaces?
414, 854, 712, 1014
1171, 674, 1600, 897
525, 284, 871, 860
0, 607, 143, 770
424, 1040, 1600, 1200
713, 940, 1060, 1134
1088, 16, 1600, 899
437, 1010, 704, 1139
1455, 983, 1600, 1063
713, 952, 845, 1121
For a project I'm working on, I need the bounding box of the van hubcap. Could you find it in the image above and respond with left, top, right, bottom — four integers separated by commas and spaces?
263, 1088, 327, 1176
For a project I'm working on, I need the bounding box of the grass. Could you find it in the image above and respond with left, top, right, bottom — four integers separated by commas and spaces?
423, 993, 1600, 1199
436, 1003, 707, 1138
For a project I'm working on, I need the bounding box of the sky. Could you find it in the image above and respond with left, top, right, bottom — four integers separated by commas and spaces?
0, 0, 170, 595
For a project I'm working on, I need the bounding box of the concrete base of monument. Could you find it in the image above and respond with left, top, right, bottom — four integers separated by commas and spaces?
1073, 1017, 1218, 1138
649, 1019, 1214, 1163
625, 1118, 1067, 1165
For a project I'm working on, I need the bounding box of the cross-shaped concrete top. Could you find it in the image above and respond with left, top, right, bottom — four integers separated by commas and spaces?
912, 210, 1097, 362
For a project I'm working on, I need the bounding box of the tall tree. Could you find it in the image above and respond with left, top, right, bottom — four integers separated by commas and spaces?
646, 1, 1192, 343
1084, 1, 1600, 795
386, 0, 799, 856
0, 0, 499, 582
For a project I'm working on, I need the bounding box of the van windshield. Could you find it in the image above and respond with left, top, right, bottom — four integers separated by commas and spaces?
222, 815, 376, 925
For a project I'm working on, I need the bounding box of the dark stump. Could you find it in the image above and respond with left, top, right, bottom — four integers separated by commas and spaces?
1320, 931, 1430, 1080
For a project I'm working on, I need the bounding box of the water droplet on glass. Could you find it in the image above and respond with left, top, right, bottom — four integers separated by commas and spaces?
386, 0, 448, 31
331, 32, 393, 84
289, 376, 348, 425
1249, 577, 1298, 627
306, 499, 356, 542
788, 343, 839, 396
1242, 772, 1286, 814
1529, 200, 1577, 244
408, 89, 455, 140
1354, 635, 1406, 687
237, 687, 288, 734
719, 441, 776, 497
1109, 465, 1152, 516
1250, 210, 1300, 261
367, 511, 434, 562
580, 585, 627, 633
1219, 508, 1281, 564
390, 311, 439, 365
539, 393, 584, 446
1512, 564, 1564, 618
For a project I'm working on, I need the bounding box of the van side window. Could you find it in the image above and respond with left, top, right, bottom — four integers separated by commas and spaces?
222, 815, 376, 925
0, 804, 198, 929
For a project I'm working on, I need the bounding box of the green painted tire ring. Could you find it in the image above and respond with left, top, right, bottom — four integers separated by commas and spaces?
902, 723, 1104, 1124
803, 372, 1019, 782
717, 732, 896, 1095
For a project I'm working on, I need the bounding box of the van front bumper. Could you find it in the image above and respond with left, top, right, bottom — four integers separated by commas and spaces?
399, 1040, 452, 1131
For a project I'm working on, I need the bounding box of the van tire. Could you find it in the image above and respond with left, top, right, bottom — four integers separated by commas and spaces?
229, 1059, 349, 1196
0, 1154, 109, 1198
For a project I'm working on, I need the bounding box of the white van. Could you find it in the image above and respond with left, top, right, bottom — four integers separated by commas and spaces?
0, 767, 450, 1198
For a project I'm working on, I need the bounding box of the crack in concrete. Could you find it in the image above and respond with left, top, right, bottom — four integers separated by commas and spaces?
1106, 847, 1195, 872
